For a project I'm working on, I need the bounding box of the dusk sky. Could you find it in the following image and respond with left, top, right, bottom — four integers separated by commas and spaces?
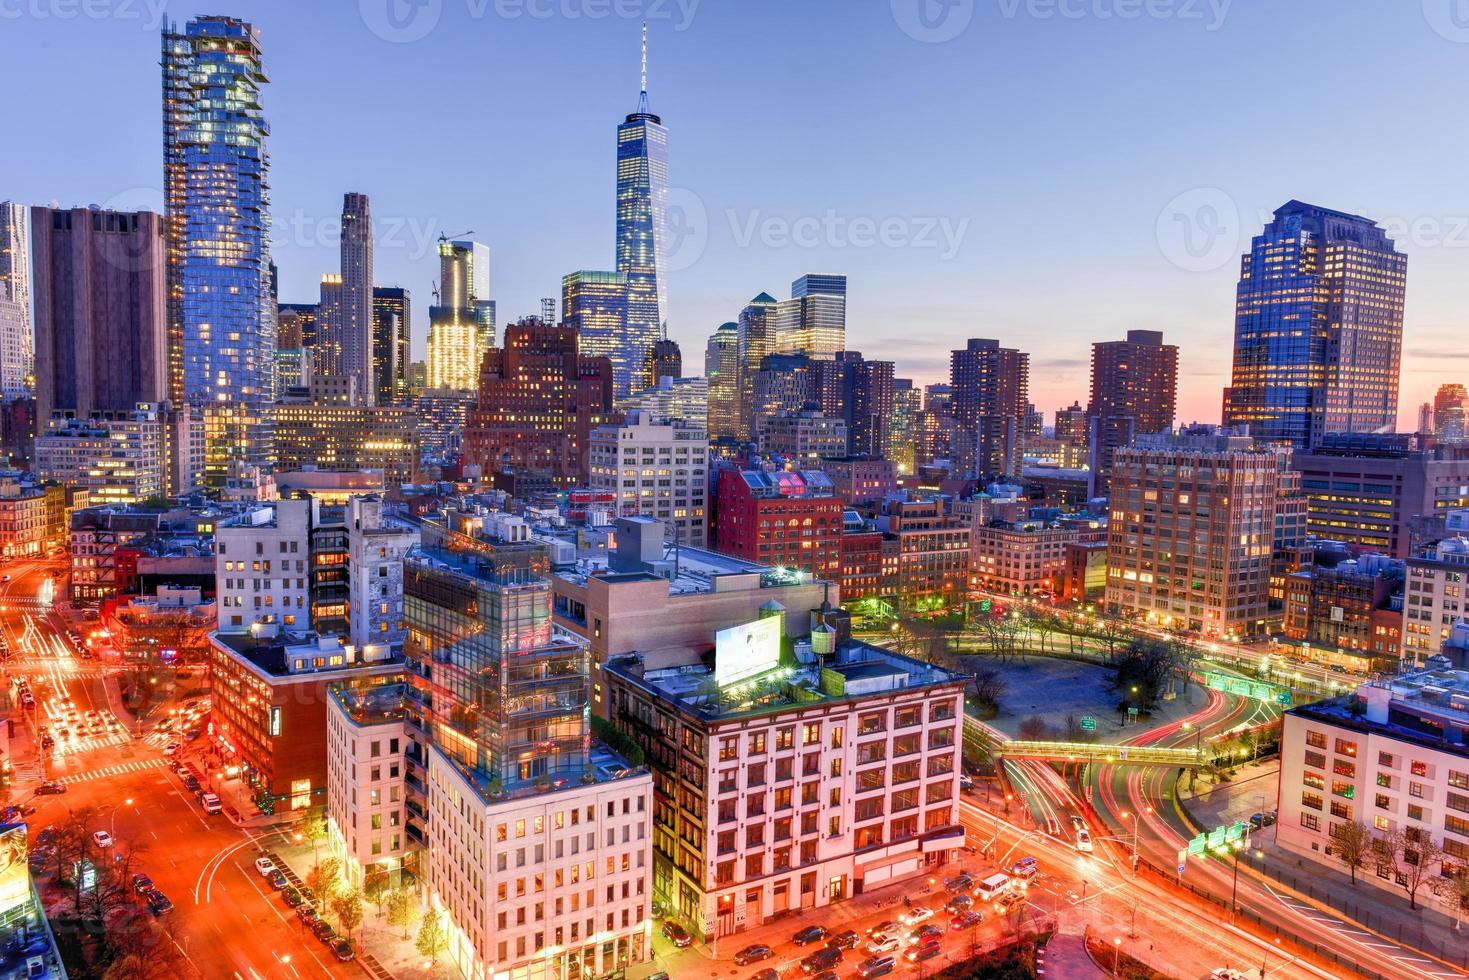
7, 0, 1467, 425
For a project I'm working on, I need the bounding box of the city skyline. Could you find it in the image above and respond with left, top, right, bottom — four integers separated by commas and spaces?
6, 2, 1467, 427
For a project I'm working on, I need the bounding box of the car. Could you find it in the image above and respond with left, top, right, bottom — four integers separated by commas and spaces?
253, 857, 276, 877
906, 924, 943, 946
297, 885, 318, 905
295, 904, 318, 923
899, 906, 934, 926
310, 918, 336, 943
809, 973, 838, 980
331, 939, 355, 962
800, 946, 842, 973
156, 719, 173, 731
34, 782, 66, 796
944, 894, 973, 915
1075, 828, 1094, 853
865, 935, 901, 955
91, 831, 113, 848
1264, 809, 1278, 826
734, 944, 773, 966
750, 971, 781, 980
958, 772, 974, 791
201, 793, 222, 814
145, 891, 173, 915
39, 736, 53, 750
867, 919, 899, 938
944, 871, 975, 892
661, 921, 692, 948
1329, 664, 1347, 674
183, 776, 200, 792
793, 925, 827, 946
185, 728, 202, 741
950, 910, 984, 930
163, 742, 179, 756
267, 870, 289, 890
1248, 812, 1264, 829
55, 728, 69, 740
131, 873, 153, 894
1009, 856, 1039, 879
828, 929, 860, 950
856, 954, 896, 978
905, 939, 942, 963
995, 892, 1026, 915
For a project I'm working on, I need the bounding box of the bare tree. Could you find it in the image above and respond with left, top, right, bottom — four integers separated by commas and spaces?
971, 667, 1007, 716
1330, 820, 1372, 885
1017, 715, 1053, 741
1385, 827, 1445, 910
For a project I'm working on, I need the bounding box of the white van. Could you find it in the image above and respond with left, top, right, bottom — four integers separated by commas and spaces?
974, 871, 1012, 902
200, 793, 222, 814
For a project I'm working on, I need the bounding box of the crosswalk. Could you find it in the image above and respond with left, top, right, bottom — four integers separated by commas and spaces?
11, 762, 43, 783
51, 732, 134, 757
54, 758, 165, 785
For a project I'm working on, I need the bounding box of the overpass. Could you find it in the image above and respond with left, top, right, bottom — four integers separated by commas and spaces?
964, 719, 1203, 767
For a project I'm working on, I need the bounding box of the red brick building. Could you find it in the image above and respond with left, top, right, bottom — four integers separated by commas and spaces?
464, 320, 615, 487
839, 525, 884, 600
713, 469, 842, 582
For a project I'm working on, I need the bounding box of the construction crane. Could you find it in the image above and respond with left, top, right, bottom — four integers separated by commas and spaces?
430, 230, 474, 304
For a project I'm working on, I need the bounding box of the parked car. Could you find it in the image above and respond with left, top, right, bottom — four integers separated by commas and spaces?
295, 905, 318, 923
267, 870, 289, 890
793, 925, 827, 946
91, 831, 113, 848
201, 793, 222, 814
734, 944, 773, 966
131, 874, 153, 894
146, 891, 173, 915
661, 921, 692, 948
750, 971, 781, 980
310, 918, 336, 943
281, 886, 304, 908
801, 945, 842, 974
958, 772, 974, 791
253, 857, 276, 877
331, 939, 355, 962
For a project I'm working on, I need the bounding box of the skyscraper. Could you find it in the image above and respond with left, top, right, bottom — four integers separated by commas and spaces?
887, 378, 920, 473
950, 338, 1029, 479
1087, 329, 1178, 496
164, 16, 274, 481
615, 24, 668, 395
561, 269, 630, 393
704, 321, 740, 443
736, 292, 779, 441
372, 287, 410, 406
776, 274, 847, 359
29, 207, 167, 422
329, 192, 374, 404
642, 336, 682, 390
0, 203, 32, 400
426, 239, 488, 391
1223, 201, 1407, 449
1434, 383, 1467, 443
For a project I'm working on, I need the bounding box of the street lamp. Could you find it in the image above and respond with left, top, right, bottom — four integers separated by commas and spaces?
1113, 937, 1122, 975
1120, 807, 1152, 874
1224, 838, 1245, 921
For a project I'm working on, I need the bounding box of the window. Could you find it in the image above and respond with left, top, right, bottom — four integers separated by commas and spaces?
1302, 793, 1323, 811
1304, 751, 1326, 770
1305, 731, 1327, 749
1333, 760, 1356, 778
1331, 781, 1355, 799
1334, 739, 1357, 757
1411, 760, 1429, 778
1301, 813, 1320, 831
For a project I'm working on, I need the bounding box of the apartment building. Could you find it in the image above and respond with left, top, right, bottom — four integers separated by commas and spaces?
604, 638, 967, 942
1278, 670, 1469, 904
877, 494, 971, 614
1404, 537, 1469, 663
0, 478, 48, 559
587, 409, 708, 547
970, 518, 1105, 597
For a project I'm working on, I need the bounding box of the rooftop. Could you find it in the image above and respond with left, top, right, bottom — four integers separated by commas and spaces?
1292, 668, 1469, 758
607, 639, 966, 722
210, 630, 403, 680
553, 541, 813, 596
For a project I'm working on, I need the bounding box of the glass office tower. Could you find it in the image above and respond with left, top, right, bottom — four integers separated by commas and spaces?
403, 548, 591, 793
1224, 200, 1407, 449
164, 16, 274, 482
615, 26, 668, 401
562, 269, 630, 392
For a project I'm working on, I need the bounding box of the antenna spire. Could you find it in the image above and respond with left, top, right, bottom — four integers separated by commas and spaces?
640, 21, 648, 94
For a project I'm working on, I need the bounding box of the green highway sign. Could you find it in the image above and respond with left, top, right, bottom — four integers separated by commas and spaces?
1202, 670, 1294, 704
1079, 716, 1097, 732
1188, 834, 1206, 856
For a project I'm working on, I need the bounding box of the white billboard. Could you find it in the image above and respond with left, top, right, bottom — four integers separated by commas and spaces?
714, 617, 782, 687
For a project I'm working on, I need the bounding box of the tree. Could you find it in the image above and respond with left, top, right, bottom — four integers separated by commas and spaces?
387, 886, 419, 940
1094, 614, 1132, 658
1330, 820, 1373, 885
1016, 715, 1053, 741
331, 889, 364, 939
299, 807, 329, 861
1110, 637, 1183, 710
416, 907, 450, 966
1449, 866, 1469, 930
306, 857, 343, 904
970, 666, 1007, 716
101, 955, 147, 980
1385, 827, 1445, 910
364, 871, 392, 918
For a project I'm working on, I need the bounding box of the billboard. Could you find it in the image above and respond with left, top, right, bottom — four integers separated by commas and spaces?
714, 617, 782, 687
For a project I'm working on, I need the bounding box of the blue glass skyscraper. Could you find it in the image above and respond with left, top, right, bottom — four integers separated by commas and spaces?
164, 16, 274, 483
614, 25, 668, 399
1224, 201, 1407, 449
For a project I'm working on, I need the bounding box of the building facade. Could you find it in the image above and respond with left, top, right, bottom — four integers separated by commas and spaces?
1087, 329, 1178, 496
615, 32, 668, 403
1223, 201, 1407, 449
35, 408, 167, 504
588, 410, 708, 547
714, 469, 843, 583
949, 339, 1029, 480
1404, 537, 1469, 663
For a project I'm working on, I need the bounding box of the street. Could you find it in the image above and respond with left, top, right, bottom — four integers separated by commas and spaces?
1, 558, 359, 979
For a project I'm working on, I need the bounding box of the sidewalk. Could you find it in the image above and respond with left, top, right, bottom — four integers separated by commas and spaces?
1181, 760, 1469, 972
